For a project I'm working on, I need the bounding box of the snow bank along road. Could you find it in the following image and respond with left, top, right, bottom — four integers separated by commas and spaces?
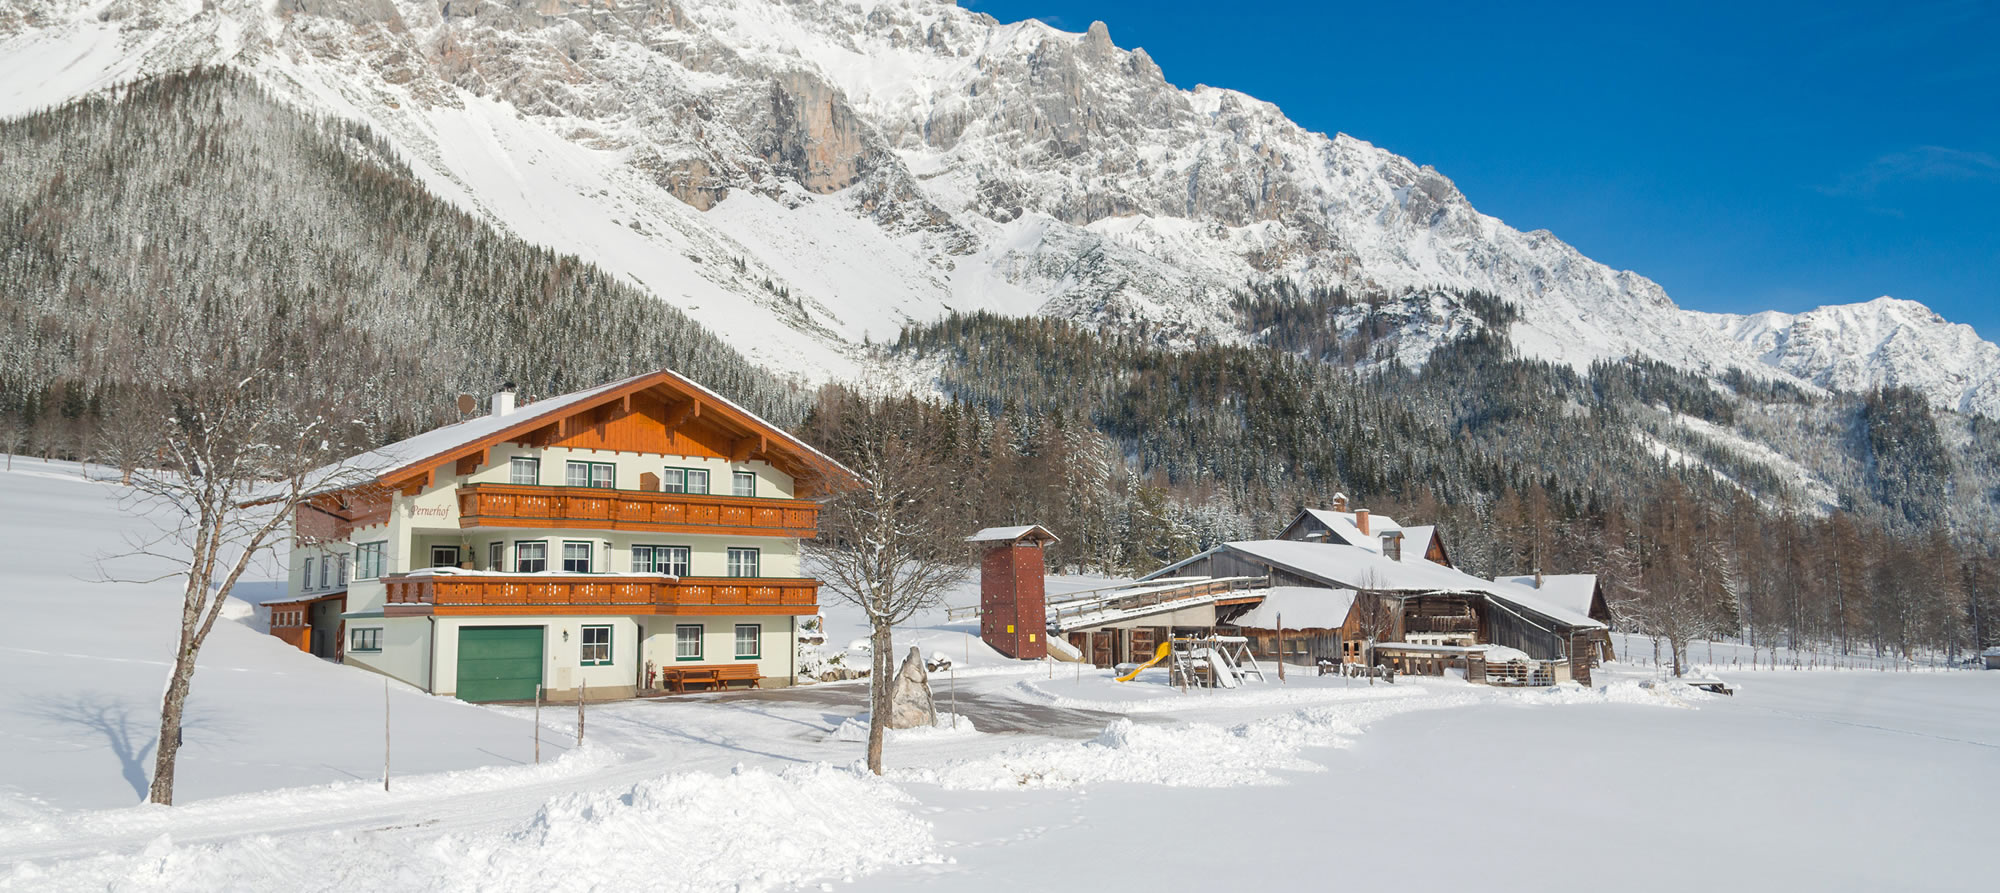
1, 462, 1993, 890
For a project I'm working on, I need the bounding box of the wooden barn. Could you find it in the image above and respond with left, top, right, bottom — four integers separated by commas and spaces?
1144, 522, 1614, 684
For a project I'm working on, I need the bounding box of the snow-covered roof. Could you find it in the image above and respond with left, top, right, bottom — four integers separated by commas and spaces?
1492, 574, 1601, 620
1400, 525, 1439, 564
323, 375, 641, 486
1228, 586, 1357, 630
1178, 540, 1605, 631
965, 525, 1060, 544
1371, 642, 1486, 654
1296, 508, 1406, 553
256, 588, 346, 606
305, 369, 858, 496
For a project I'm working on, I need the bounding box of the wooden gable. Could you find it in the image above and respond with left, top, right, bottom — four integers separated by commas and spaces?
1425, 533, 1454, 568
371, 370, 857, 499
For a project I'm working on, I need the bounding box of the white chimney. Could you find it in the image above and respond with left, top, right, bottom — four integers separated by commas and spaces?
491, 382, 517, 417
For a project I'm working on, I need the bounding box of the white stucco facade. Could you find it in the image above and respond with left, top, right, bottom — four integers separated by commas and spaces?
282, 384, 832, 699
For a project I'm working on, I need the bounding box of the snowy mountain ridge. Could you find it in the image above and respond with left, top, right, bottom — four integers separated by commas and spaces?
1697, 297, 2000, 417
2, 0, 1997, 417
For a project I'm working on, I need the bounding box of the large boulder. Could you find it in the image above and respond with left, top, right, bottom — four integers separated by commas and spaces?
887, 646, 938, 729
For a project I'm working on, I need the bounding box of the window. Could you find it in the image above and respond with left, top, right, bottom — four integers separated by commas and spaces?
562, 541, 593, 573
355, 542, 386, 580
337, 555, 349, 586
350, 627, 382, 652
566, 461, 614, 488
664, 467, 710, 495
580, 625, 612, 665
303, 558, 315, 591
510, 456, 540, 485
489, 541, 505, 571
515, 541, 548, 574
431, 545, 460, 568
732, 471, 756, 497
319, 558, 331, 589
735, 624, 761, 659
727, 547, 760, 578
675, 624, 703, 660
632, 545, 690, 576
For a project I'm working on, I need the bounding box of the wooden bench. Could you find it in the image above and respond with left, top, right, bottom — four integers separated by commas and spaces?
661, 663, 762, 692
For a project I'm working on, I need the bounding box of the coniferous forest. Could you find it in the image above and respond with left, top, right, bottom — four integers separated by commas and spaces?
3, 68, 1996, 664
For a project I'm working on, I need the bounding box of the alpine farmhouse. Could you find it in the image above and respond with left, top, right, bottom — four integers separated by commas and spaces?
263, 370, 858, 701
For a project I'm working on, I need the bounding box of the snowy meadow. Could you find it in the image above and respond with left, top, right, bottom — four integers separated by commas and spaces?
0, 460, 1990, 891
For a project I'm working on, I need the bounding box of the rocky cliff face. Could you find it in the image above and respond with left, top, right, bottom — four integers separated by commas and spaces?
2, 0, 1996, 416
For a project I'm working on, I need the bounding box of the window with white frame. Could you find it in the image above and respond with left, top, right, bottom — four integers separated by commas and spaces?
562, 541, 593, 573
337, 555, 349, 586
632, 545, 690, 576
355, 541, 387, 579
580, 625, 612, 665
566, 461, 614, 488
732, 471, 756, 497
675, 624, 703, 660
431, 545, 460, 568
663, 467, 710, 495
727, 548, 760, 578
350, 627, 382, 652
319, 558, 331, 589
489, 541, 505, 571
516, 541, 548, 573
734, 624, 761, 659
510, 456, 540, 485
303, 557, 315, 591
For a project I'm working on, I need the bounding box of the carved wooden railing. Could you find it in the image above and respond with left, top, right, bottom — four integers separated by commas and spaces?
382, 573, 820, 615
456, 483, 818, 537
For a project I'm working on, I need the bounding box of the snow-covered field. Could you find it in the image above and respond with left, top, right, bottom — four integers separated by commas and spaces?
0, 459, 1991, 891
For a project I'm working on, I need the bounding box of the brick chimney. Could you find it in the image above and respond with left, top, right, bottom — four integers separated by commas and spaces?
1355, 508, 1370, 535
1332, 492, 1349, 512
967, 525, 1059, 660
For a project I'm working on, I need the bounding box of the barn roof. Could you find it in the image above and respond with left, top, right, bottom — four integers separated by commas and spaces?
1153, 539, 1604, 631
1228, 586, 1357, 631
1492, 574, 1603, 621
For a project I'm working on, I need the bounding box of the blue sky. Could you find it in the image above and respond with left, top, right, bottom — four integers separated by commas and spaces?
962, 0, 2000, 336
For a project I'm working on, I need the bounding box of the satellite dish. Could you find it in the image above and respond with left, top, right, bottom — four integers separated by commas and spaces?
456, 394, 477, 415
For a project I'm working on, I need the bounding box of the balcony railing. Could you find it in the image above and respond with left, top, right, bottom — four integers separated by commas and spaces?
381, 572, 819, 616
1403, 614, 1480, 634
455, 483, 818, 538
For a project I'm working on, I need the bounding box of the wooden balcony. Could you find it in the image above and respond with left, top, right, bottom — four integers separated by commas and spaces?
455, 483, 818, 538
382, 572, 820, 617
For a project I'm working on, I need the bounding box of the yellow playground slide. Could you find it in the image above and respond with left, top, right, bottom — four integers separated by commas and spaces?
1114, 642, 1173, 682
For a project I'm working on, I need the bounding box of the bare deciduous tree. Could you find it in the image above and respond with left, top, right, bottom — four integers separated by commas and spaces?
0, 415, 23, 471
98, 386, 167, 486
1350, 570, 1398, 670
115, 354, 376, 805
807, 391, 966, 775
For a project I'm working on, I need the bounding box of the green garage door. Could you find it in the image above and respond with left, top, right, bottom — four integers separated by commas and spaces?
456, 626, 544, 702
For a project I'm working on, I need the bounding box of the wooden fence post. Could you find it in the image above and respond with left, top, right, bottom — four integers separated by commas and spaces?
576, 680, 586, 747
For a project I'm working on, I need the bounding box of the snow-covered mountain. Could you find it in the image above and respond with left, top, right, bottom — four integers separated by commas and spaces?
2, 0, 1996, 415
1697, 297, 2000, 417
